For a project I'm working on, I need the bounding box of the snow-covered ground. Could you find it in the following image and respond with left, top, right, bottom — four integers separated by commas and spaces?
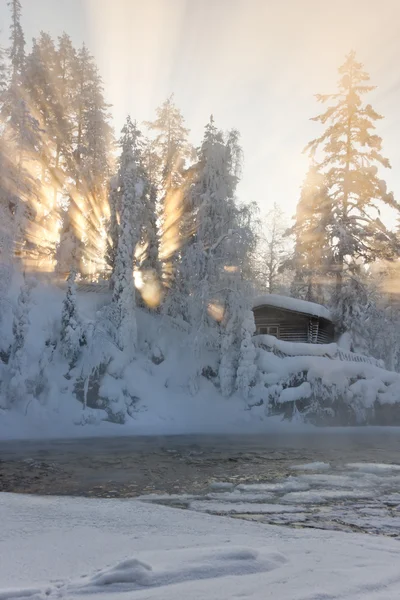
0, 281, 276, 440
2, 277, 400, 439
1, 491, 400, 600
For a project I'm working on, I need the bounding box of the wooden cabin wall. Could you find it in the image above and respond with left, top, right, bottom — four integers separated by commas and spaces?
253, 306, 336, 344
317, 318, 335, 344
253, 307, 310, 342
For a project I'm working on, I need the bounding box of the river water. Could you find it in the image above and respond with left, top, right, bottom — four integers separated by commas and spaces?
1, 429, 400, 537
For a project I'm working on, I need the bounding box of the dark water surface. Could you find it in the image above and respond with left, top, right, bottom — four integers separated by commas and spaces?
0, 429, 399, 496
1, 430, 400, 537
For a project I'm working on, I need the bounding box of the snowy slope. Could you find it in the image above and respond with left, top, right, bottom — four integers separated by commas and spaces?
0, 280, 278, 439
1, 493, 400, 599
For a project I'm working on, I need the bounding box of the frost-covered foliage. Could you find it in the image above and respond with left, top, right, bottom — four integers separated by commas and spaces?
255, 202, 290, 295
236, 310, 257, 398
110, 118, 148, 357
60, 269, 86, 365
288, 167, 330, 304
254, 340, 400, 425
288, 52, 400, 321
2, 0, 400, 432
5, 276, 36, 406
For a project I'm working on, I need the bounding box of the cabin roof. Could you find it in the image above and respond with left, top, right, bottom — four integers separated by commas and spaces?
252, 294, 332, 322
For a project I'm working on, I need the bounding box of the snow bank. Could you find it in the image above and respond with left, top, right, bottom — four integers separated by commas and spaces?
252, 293, 332, 321
278, 381, 311, 404
254, 334, 384, 367
255, 342, 400, 424
1, 493, 400, 599
0, 279, 296, 440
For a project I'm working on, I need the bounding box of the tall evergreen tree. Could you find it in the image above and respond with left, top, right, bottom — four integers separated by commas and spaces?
56, 43, 113, 277
111, 118, 147, 356
165, 116, 236, 325
2, 0, 41, 260
146, 94, 191, 191
8, 0, 25, 85
289, 166, 331, 302
60, 269, 86, 365
306, 51, 399, 302
146, 96, 192, 289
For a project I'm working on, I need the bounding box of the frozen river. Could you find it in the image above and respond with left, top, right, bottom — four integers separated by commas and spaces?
1, 429, 400, 537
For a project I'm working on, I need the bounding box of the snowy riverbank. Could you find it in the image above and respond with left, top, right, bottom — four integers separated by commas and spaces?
2, 277, 400, 439
1, 492, 400, 599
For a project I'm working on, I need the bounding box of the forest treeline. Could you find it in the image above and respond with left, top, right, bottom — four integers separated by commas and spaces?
1, 0, 400, 403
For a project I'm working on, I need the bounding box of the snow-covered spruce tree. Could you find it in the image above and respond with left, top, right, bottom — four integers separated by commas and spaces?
140, 138, 161, 279
217, 131, 258, 396
331, 275, 369, 353
6, 276, 35, 406
236, 309, 257, 398
306, 52, 399, 312
146, 96, 192, 296
166, 116, 237, 333
111, 117, 147, 357
183, 119, 256, 395
60, 269, 86, 365
57, 43, 113, 277
288, 166, 331, 303
146, 94, 191, 193
1, 0, 41, 260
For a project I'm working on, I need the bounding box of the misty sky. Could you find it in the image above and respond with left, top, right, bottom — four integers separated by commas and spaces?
1, 0, 400, 222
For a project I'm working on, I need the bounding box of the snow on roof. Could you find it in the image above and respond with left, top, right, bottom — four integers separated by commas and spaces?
252, 294, 332, 321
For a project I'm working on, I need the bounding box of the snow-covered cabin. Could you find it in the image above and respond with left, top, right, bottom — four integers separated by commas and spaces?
252, 294, 335, 344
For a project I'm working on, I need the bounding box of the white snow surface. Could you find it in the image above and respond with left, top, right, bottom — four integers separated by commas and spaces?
1, 493, 400, 600
252, 293, 332, 321
278, 381, 312, 404
0, 279, 303, 440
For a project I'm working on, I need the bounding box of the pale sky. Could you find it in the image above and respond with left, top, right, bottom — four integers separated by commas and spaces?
1, 0, 400, 223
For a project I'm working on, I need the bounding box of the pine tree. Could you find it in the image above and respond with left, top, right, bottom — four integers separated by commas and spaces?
1, 0, 42, 263
8, 0, 25, 85
289, 166, 331, 302
306, 51, 399, 303
62, 44, 113, 277
111, 118, 147, 356
0, 45, 8, 100
146, 94, 191, 191
140, 138, 161, 277
60, 269, 86, 364
146, 96, 191, 289
165, 116, 237, 326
